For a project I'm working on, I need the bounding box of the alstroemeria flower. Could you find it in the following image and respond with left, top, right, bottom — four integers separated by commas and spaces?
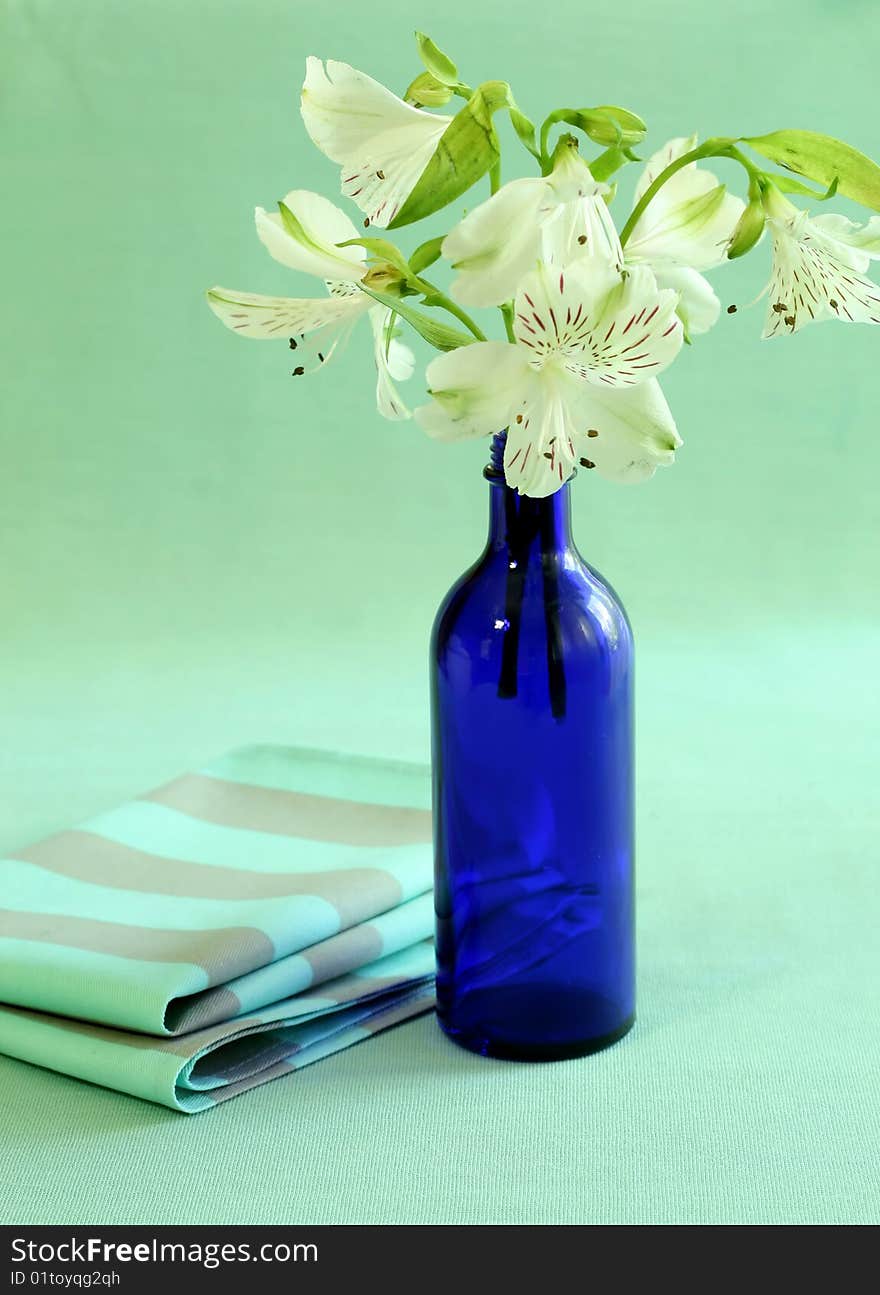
441, 140, 622, 308
207, 190, 414, 420
760, 185, 880, 337
624, 136, 745, 335
300, 57, 452, 229
415, 259, 683, 496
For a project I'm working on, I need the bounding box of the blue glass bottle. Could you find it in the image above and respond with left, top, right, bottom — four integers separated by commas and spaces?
431, 432, 635, 1060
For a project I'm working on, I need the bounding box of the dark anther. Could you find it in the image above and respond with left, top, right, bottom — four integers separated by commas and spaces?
587, 429, 598, 438
579, 457, 595, 469
726, 305, 737, 314
289, 338, 298, 349
376, 170, 385, 180
772, 302, 787, 313
363, 217, 370, 227
543, 452, 553, 460
515, 413, 523, 424
292, 365, 305, 376
577, 234, 587, 245
829, 299, 839, 310
784, 314, 796, 327
317, 352, 325, 363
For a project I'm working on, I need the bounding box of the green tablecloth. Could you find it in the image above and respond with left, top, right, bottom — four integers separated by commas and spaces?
1, 634, 878, 1223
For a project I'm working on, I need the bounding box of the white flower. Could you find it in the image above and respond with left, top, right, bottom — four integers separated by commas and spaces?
207, 189, 414, 420
624, 136, 745, 335
441, 140, 622, 308
300, 57, 452, 229
760, 186, 880, 337
415, 259, 683, 496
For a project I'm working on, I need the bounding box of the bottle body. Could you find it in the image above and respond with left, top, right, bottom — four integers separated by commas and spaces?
431, 461, 634, 1059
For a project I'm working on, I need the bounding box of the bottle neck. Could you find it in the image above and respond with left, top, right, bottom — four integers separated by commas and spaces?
485, 432, 574, 553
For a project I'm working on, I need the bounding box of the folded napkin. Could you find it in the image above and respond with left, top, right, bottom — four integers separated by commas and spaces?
0, 745, 435, 1111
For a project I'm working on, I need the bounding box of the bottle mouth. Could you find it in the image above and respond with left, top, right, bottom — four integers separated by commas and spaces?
484, 429, 578, 488
484, 429, 508, 481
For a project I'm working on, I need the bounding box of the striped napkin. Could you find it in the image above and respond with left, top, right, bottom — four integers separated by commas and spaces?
0, 746, 435, 1111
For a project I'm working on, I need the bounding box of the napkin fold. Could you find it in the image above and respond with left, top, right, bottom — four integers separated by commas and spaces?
0, 745, 436, 1111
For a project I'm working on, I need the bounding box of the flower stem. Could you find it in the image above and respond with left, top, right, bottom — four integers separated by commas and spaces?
724, 143, 765, 183
414, 275, 487, 341
540, 508, 567, 721
498, 490, 534, 702
618, 136, 739, 248
539, 110, 565, 173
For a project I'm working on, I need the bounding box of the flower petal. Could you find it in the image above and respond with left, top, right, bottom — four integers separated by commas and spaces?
542, 192, 624, 269
627, 184, 745, 271
206, 286, 365, 371
206, 285, 366, 338
442, 178, 546, 307
514, 260, 683, 387
415, 342, 530, 441
633, 135, 699, 204
301, 57, 450, 228
762, 221, 880, 337
653, 266, 721, 336
255, 190, 366, 282
503, 381, 579, 497
369, 307, 414, 421
546, 144, 608, 205
573, 378, 682, 483
808, 211, 880, 269
628, 136, 744, 270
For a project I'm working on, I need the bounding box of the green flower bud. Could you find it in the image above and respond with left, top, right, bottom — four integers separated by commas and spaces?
362, 261, 408, 294
551, 105, 647, 149
727, 196, 766, 259
414, 32, 458, 87
404, 70, 454, 109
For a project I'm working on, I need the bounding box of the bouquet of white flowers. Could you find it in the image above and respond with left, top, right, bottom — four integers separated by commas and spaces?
208, 32, 880, 497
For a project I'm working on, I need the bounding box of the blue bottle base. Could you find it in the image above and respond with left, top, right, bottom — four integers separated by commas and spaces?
437, 985, 635, 1062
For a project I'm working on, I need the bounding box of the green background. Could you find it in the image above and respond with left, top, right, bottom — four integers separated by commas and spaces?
1, 0, 878, 1224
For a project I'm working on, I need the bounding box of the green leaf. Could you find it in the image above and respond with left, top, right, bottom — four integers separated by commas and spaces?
769, 173, 840, 201
509, 106, 540, 159
336, 236, 411, 278
409, 235, 445, 274
404, 70, 454, 108
551, 106, 647, 148
744, 130, 880, 211
358, 283, 475, 351
389, 82, 510, 228
415, 32, 458, 87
